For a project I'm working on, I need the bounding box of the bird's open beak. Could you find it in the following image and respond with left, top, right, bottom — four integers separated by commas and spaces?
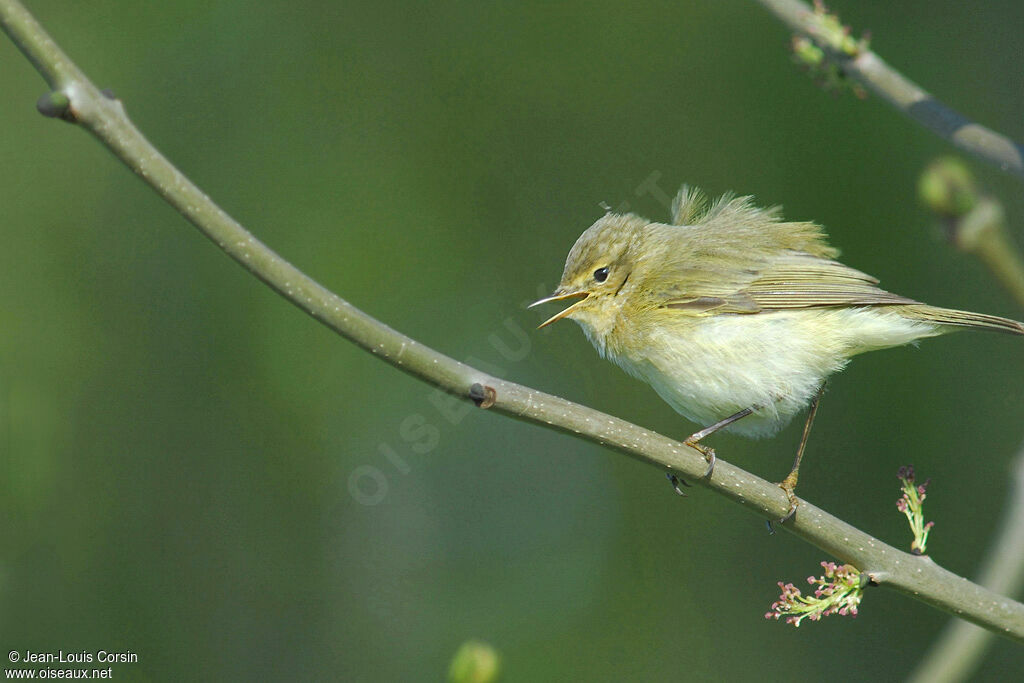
529, 290, 589, 328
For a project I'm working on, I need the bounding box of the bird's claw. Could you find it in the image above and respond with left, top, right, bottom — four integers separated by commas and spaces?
666, 472, 690, 496
684, 438, 716, 480
778, 500, 798, 525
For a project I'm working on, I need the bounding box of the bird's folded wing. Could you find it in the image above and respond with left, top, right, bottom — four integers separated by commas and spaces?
662, 253, 919, 314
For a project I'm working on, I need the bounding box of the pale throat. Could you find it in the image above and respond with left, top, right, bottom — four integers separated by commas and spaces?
569, 298, 626, 359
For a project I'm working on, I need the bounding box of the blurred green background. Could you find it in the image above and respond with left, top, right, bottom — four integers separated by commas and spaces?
2, 1, 1023, 680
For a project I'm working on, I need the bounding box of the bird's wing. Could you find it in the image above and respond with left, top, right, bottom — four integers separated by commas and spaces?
661, 252, 919, 314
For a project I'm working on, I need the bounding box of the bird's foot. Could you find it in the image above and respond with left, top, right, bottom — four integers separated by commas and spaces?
684, 437, 716, 479
777, 471, 800, 524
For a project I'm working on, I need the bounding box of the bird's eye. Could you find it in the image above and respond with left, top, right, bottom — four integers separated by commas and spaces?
593, 267, 610, 282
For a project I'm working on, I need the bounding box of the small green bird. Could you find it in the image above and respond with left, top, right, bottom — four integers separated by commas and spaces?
532, 186, 1024, 516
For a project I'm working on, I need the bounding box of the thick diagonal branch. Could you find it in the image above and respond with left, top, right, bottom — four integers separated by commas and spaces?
3, 0, 1024, 640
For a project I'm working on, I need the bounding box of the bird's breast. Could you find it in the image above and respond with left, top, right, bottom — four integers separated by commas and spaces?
601, 310, 857, 437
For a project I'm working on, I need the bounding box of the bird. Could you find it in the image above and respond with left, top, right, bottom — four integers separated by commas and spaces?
531, 185, 1024, 518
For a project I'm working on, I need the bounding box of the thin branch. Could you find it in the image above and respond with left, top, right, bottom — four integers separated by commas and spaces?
3, 0, 1024, 640
919, 158, 1024, 312
755, 0, 1024, 181
955, 198, 1024, 311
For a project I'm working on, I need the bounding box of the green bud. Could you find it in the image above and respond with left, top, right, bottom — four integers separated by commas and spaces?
448, 640, 501, 683
918, 157, 978, 218
36, 91, 72, 120
792, 36, 824, 68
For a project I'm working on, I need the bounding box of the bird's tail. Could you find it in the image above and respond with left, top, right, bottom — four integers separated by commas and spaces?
901, 304, 1024, 336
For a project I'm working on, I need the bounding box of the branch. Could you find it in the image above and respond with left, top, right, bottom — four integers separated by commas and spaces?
755, 0, 1024, 181
3, 0, 1024, 640
954, 197, 1024, 312
918, 158, 1024, 311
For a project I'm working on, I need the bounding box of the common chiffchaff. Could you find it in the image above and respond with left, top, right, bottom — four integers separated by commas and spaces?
532, 186, 1024, 515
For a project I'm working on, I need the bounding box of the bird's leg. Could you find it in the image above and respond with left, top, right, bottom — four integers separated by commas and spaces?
683, 407, 756, 480
778, 383, 826, 523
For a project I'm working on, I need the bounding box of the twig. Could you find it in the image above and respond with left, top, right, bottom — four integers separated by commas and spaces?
918, 158, 1024, 311
755, 0, 1024, 181
3, 0, 1024, 640
955, 198, 1024, 311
